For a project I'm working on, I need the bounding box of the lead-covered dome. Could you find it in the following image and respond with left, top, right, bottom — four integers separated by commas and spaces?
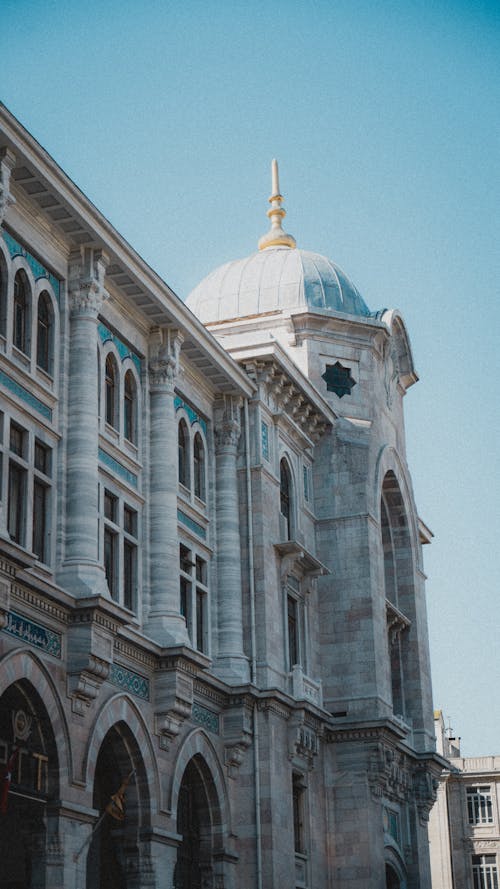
186, 245, 371, 323
186, 159, 371, 324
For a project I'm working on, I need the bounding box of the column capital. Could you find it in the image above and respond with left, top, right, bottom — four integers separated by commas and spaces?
148, 327, 184, 393
68, 247, 110, 318
0, 148, 16, 226
214, 394, 242, 451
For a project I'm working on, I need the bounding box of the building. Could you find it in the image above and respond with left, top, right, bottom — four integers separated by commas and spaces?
429, 712, 500, 889
0, 104, 443, 889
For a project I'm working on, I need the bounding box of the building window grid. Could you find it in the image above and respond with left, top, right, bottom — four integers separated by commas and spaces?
467, 786, 494, 825
3, 418, 52, 562
472, 855, 499, 889
102, 487, 139, 612
179, 543, 209, 654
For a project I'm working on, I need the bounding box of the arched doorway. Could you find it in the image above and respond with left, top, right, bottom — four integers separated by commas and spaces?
174, 755, 221, 889
0, 680, 59, 889
86, 721, 149, 889
386, 862, 401, 889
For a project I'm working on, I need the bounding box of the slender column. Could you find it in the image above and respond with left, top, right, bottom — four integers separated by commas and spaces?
58, 249, 108, 597
146, 327, 189, 646
214, 395, 249, 682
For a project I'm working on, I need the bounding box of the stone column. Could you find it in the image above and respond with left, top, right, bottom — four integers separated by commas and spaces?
0, 148, 16, 537
214, 395, 249, 682
58, 248, 109, 597
146, 327, 190, 646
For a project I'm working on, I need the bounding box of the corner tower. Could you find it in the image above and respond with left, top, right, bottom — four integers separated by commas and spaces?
186, 162, 441, 889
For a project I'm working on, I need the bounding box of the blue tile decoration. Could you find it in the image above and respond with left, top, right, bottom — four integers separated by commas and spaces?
2, 230, 61, 303
192, 702, 219, 734
261, 421, 269, 461
177, 509, 206, 540
98, 447, 138, 488
174, 395, 207, 436
98, 322, 142, 374
109, 663, 150, 700
0, 369, 52, 421
3, 610, 62, 658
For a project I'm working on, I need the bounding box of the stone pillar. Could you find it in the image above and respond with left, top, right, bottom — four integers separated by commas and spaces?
58, 248, 109, 597
146, 327, 190, 646
214, 395, 249, 682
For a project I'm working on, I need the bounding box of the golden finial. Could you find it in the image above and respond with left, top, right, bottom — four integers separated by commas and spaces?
258, 159, 296, 250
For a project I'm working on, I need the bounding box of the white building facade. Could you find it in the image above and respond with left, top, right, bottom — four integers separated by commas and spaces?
429, 712, 500, 889
0, 105, 442, 889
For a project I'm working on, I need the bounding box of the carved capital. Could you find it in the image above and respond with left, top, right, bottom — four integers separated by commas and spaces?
68, 248, 110, 318
214, 395, 242, 451
0, 148, 16, 225
67, 655, 110, 714
149, 327, 183, 392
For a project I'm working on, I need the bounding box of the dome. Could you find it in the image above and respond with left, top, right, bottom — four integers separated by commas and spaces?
186, 159, 372, 324
186, 245, 371, 323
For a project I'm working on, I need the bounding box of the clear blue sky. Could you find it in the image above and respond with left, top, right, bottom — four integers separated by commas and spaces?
2, 0, 499, 755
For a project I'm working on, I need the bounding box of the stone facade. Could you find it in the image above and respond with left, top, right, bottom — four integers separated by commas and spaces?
0, 104, 442, 889
429, 712, 500, 889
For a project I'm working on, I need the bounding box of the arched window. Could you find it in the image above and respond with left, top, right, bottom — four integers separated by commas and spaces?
124, 370, 137, 443
13, 270, 30, 354
280, 458, 292, 540
178, 420, 190, 488
0, 255, 7, 337
36, 291, 53, 373
193, 432, 205, 500
105, 354, 118, 428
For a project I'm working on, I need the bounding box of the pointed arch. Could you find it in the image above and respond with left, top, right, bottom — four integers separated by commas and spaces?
193, 430, 206, 500
123, 367, 138, 444
105, 351, 119, 428
169, 728, 230, 838
13, 268, 31, 354
178, 418, 190, 489
0, 647, 71, 783
84, 692, 159, 812
36, 289, 54, 373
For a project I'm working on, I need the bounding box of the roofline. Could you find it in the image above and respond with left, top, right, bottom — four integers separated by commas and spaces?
0, 103, 254, 398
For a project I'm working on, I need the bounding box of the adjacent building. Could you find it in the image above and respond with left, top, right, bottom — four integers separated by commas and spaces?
429, 712, 500, 889
0, 105, 443, 889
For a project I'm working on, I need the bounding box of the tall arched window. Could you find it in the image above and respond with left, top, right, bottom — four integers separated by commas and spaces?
36, 291, 53, 373
280, 458, 292, 540
193, 432, 205, 500
105, 354, 118, 428
124, 370, 137, 443
0, 255, 7, 337
178, 420, 190, 488
13, 270, 30, 354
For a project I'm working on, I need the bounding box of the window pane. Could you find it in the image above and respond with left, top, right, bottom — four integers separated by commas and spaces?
13, 272, 29, 353
36, 292, 51, 372
196, 588, 205, 652
33, 481, 47, 562
123, 540, 136, 611
104, 528, 117, 598
193, 433, 205, 500
105, 355, 117, 427
10, 423, 26, 458
124, 371, 136, 443
8, 462, 25, 544
288, 595, 299, 668
104, 490, 117, 522
34, 440, 51, 476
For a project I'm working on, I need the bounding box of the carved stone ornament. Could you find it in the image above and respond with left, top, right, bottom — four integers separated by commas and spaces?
154, 669, 193, 749
222, 702, 253, 778
369, 742, 412, 803
67, 654, 110, 715
288, 711, 320, 768
413, 763, 438, 825
68, 248, 110, 318
149, 327, 183, 393
0, 148, 16, 225
214, 395, 242, 451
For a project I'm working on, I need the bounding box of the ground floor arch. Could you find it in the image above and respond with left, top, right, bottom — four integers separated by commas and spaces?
0, 677, 60, 889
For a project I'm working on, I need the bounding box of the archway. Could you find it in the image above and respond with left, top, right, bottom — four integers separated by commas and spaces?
386, 862, 401, 889
174, 754, 222, 889
0, 679, 59, 888
86, 721, 150, 889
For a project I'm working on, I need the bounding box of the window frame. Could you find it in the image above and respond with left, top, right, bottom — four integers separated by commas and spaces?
467, 785, 494, 826
101, 484, 140, 612
13, 269, 31, 356
179, 542, 210, 654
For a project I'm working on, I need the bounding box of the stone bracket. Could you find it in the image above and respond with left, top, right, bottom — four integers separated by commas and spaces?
288, 708, 320, 768
66, 616, 114, 715
222, 700, 253, 778
154, 669, 193, 749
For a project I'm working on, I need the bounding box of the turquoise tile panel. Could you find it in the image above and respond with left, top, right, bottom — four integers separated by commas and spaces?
192, 702, 219, 734
0, 369, 52, 421
109, 663, 150, 700
98, 322, 142, 374
2, 230, 61, 302
174, 395, 207, 436
98, 447, 138, 488
177, 509, 206, 540
3, 610, 62, 658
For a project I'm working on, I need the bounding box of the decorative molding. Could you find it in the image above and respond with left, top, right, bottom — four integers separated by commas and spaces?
0, 369, 52, 421
2, 609, 62, 658
0, 150, 16, 225
1, 228, 61, 301
98, 447, 138, 488
244, 358, 329, 443
222, 702, 253, 778
98, 321, 142, 374
192, 701, 220, 735
386, 600, 411, 644
11, 583, 69, 625
177, 509, 206, 540
288, 709, 320, 768
109, 662, 150, 701
68, 655, 110, 715
174, 395, 208, 436
155, 669, 193, 749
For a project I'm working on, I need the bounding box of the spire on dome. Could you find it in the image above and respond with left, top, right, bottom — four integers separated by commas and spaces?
258, 159, 296, 251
